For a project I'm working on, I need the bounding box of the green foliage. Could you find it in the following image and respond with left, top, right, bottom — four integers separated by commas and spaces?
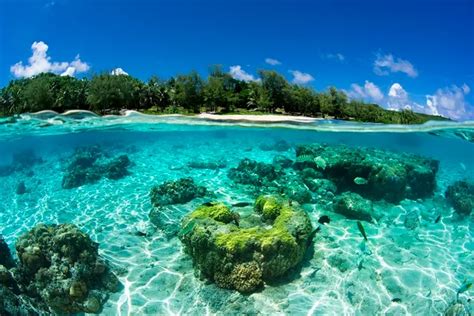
0, 69, 449, 124
87, 73, 142, 113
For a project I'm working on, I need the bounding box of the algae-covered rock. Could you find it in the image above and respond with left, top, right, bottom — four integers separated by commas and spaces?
228, 158, 282, 186
62, 146, 131, 189
333, 192, 373, 222
445, 180, 474, 216
295, 144, 438, 202
179, 196, 313, 293
150, 177, 207, 207
14, 224, 120, 314
0, 235, 15, 269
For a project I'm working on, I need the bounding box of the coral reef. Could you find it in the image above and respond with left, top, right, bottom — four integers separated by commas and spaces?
179, 196, 313, 293
333, 192, 374, 222
150, 177, 207, 207
228, 158, 282, 186
62, 146, 131, 189
14, 224, 120, 314
295, 144, 439, 202
445, 180, 474, 215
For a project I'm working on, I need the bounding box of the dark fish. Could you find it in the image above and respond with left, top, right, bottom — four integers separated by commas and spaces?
306, 226, 321, 246
201, 201, 215, 207
357, 221, 368, 241
434, 215, 441, 223
318, 215, 331, 225
232, 202, 252, 208
391, 298, 402, 303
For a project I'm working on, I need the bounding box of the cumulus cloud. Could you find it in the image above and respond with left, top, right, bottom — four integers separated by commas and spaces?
387, 83, 412, 110
425, 84, 471, 120
10, 41, 90, 78
111, 68, 129, 76
289, 70, 314, 85
324, 53, 345, 62
229, 65, 259, 82
346, 80, 384, 102
265, 58, 281, 66
374, 53, 418, 78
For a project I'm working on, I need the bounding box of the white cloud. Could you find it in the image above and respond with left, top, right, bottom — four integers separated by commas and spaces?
265, 58, 281, 66
425, 84, 471, 120
111, 68, 129, 76
387, 83, 412, 110
346, 80, 383, 102
374, 53, 418, 78
325, 53, 345, 62
229, 65, 258, 82
289, 70, 314, 85
347, 80, 472, 120
10, 41, 90, 78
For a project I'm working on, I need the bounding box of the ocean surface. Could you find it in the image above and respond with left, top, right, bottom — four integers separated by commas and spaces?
1, 111, 473, 315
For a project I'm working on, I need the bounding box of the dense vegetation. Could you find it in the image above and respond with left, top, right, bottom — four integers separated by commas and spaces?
0, 67, 448, 124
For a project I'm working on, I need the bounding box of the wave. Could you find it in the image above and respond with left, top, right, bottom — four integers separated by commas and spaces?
1, 110, 474, 140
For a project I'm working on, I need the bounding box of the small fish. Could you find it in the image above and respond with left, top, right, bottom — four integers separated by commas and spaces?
434, 215, 441, 223
354, 177, 368, 185
460, 163, 466, 171
458, 281, 472, 295
232, 202, 252, 208
201, 201, 215, 207
357, 221, 368, 241
318, 215, 331, 225
391, 298, 402, 303
314, 156, 327, 170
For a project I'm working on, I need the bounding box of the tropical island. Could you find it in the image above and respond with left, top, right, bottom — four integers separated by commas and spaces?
0, 66, 448, 124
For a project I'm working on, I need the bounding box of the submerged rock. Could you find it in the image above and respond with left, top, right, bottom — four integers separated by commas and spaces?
333, 192, 374, 222
16, 181, 27, 195
228, 158, 282, 186
445, 180, 474, 216
0, 150, 43, 177
150, 177, 207, 207
15, 224, 120, 314
272, 155, 294, 169
0, 235, 15, 269
62, 146, 131, 189
178, 196, 313, 293
295, 144, 439, 203
188, 159, 226, 169
259, 140, 292, 152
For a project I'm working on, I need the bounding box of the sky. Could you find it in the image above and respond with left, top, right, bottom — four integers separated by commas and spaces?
0, 0, 473, 119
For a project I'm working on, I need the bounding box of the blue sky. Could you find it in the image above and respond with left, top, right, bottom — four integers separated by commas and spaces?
1, 0, 473, 119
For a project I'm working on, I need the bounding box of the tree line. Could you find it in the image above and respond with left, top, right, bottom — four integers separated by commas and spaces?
0, 66, 448, 124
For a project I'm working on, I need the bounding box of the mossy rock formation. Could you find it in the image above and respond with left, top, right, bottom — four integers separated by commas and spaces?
178, 196, 313, 293
295, 144, 439, 203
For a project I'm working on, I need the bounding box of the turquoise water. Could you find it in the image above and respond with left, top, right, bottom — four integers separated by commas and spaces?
1, 112, 473, 315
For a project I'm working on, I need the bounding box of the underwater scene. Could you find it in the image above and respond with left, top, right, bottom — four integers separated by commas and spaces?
0, 112, 473, 315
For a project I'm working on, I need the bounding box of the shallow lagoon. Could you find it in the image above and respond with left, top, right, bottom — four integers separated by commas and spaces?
0, 113, 473, 315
